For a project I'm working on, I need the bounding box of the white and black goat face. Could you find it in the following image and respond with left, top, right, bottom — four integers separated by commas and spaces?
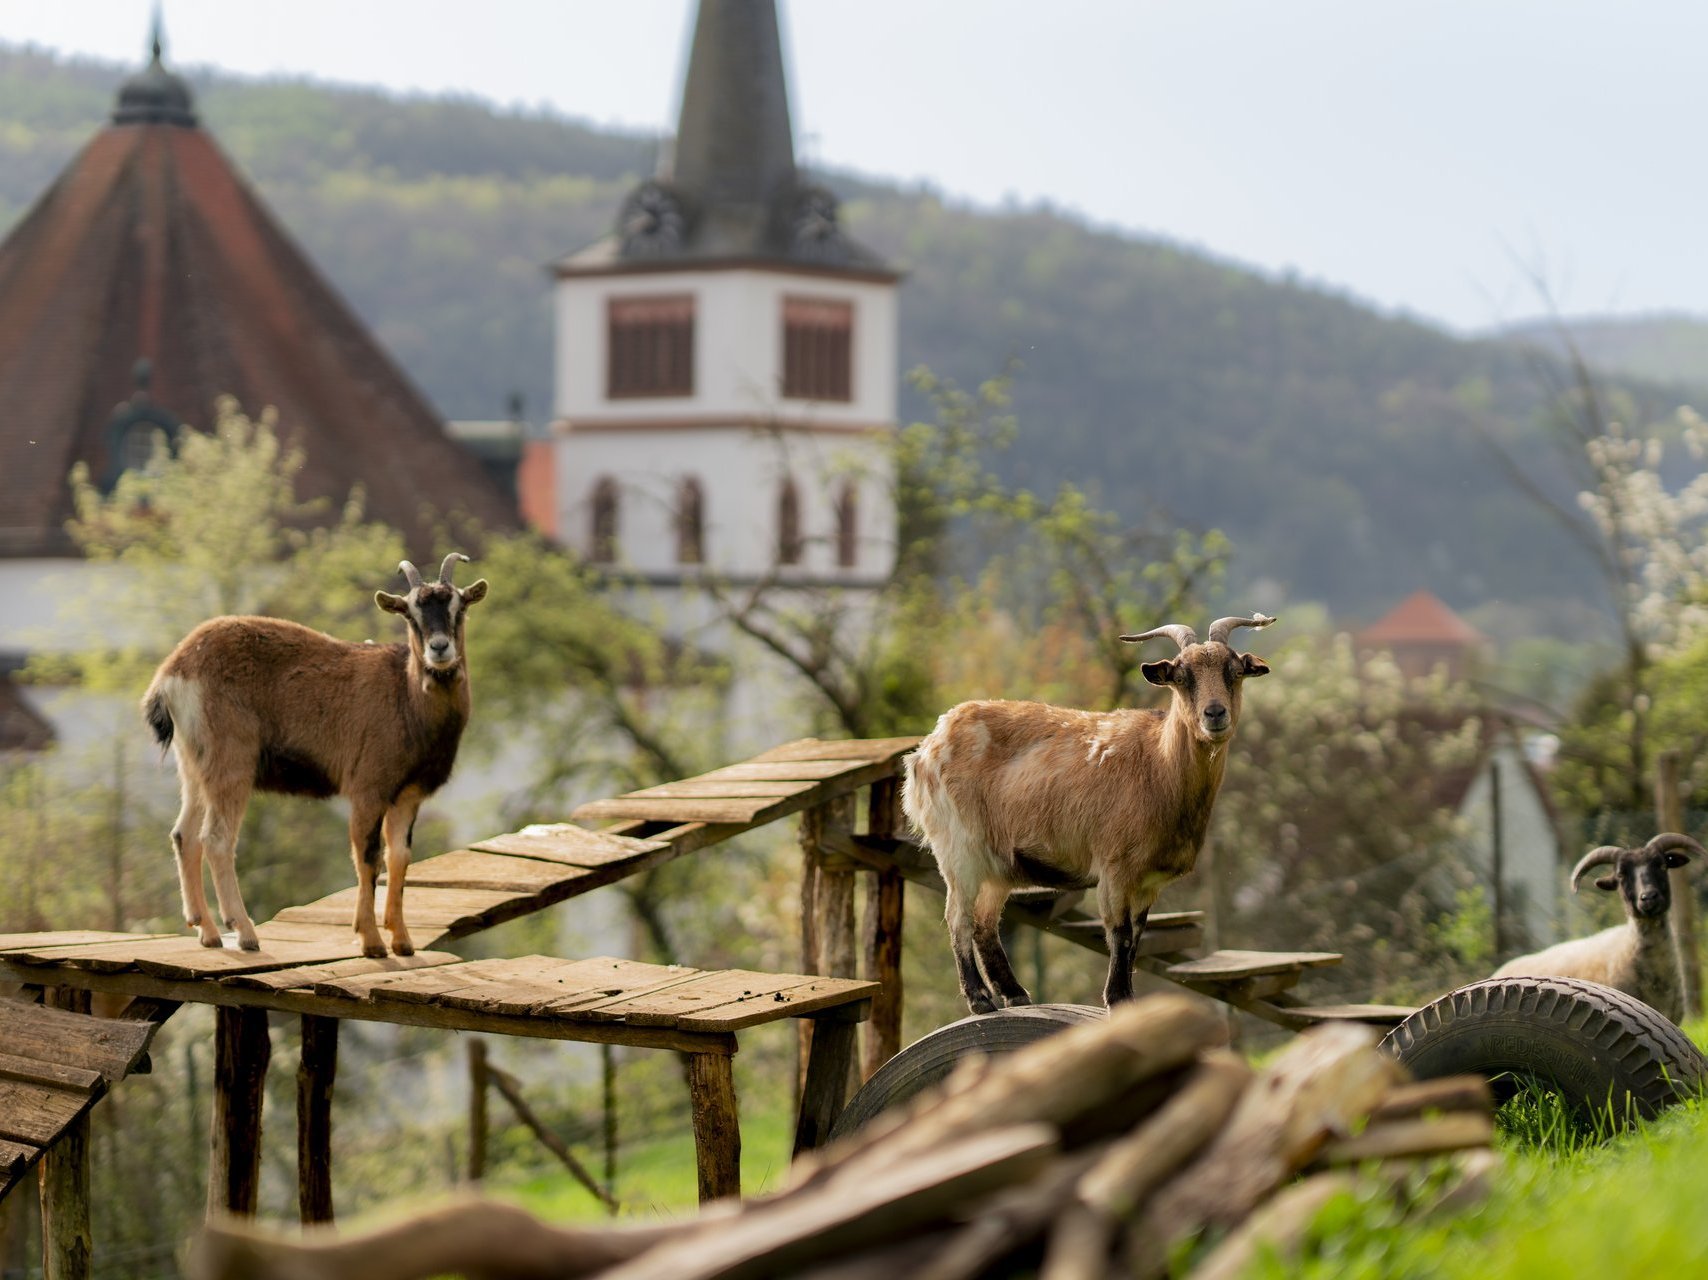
1122, 613, 1275, 746
375, 553, 489, 676
1572, 833, 1702, 921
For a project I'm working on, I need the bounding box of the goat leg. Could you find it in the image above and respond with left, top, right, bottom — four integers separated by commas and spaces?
1102, 907, 1149, 1007
974, 883, 1032, 1007
946, 887, 1000, 1014
349, 805, 389, 958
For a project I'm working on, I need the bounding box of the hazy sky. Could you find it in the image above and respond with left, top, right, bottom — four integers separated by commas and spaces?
5, 0, 1706, 334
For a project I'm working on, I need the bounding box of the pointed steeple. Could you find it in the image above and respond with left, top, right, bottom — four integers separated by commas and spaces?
112, 10, 198, 127
671, 0, 796, 210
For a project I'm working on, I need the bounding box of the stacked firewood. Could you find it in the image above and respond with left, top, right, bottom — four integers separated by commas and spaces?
193, 994, 1497, 1280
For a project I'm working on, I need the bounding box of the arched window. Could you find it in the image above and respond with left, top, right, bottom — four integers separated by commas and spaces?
834, 481, 858, 569
676, 477, 705, 565
777, 477, 803, 566
590, 477, 619, 564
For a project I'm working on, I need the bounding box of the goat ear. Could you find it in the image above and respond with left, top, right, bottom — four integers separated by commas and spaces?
1595, 873, 1619, 892
460, 579, 489, 607
375, 590, 410, 615
1666, 851, 1692, 869
1141, 659, 1179, 688
1239, 653, 1270, 678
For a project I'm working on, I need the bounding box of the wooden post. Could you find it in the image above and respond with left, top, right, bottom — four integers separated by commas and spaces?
685, 1053, 740, 1204
799, 796, 857, 1096
601, 1043, 618, 1198
207, 1006, 271, 1218
793, 1008, 860, 1156
296, 1015, 338, 1224
39, 987, 90, 1280
1657, 751, 1703, 1018
1490, 760, 1506, 957
468, 1039, 489, 1182
863, 777, 905, 1080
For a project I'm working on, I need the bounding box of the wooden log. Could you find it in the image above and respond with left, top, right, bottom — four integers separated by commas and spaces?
793, 1014, 859, 1156
296, 1015, 338, 1224
208, 1006, 271, 1218
598, 1124, 1055, 1280
1076, 1050, 1252, 1219
908, 1145, 1106, 1280
38, 986, 91, 1280
1183, 1171, 1356, 1280
687, 1053, 742, 1204
794, 994, 1224, 1183
1368, 1076, 1493, 1124
189, 1197, 684, 1280
862, 778, 904, 1081
1127, 1023, 1401, 1279
1039, 1203, 1112, 1280
1314, 1112, 1496, 1165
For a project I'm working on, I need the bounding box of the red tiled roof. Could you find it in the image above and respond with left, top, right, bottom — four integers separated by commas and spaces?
0, 107, 515, 558
1356, 591, 1483, 646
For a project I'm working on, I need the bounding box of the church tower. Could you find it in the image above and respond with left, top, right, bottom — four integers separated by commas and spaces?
537, 0, 900, 597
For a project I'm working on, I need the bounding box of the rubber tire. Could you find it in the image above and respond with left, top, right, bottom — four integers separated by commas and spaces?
829, 1003, 1105, 1141
1381, 977, 1708, 1126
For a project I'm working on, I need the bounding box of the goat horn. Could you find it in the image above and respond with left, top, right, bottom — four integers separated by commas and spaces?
1645, 832, 1705, 861
439, 552, 470, 585
1119, 624, 1197, 651
1207, 613, 1277, 646
1570, 845, 1623, 893
397, 560, 425, 591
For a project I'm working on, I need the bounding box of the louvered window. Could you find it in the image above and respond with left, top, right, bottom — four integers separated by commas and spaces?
782, 297, 853, 402
607, 295, 694, 398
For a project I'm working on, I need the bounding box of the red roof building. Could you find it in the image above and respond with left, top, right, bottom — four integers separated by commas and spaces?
0, 31, 514, 562
1356, 590, 1486, 681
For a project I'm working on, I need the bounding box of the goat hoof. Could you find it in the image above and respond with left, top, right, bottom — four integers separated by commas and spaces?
361, 940, 388, 959
1002, 992, 1034, 1008
237, 936, 261, 952
966, 993, 998, 1015
198, 933, 224, 949
391, 938, 415, 957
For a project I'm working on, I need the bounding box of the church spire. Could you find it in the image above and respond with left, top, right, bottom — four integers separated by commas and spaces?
112, 8, 198, 127
670, 0, 796, 209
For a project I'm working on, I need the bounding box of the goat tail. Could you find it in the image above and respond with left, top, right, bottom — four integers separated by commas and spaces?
901, 726, 952, 845
143, 687, 174, 751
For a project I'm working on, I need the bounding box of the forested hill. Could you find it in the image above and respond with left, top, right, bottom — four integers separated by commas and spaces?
0, 45, 1674, 627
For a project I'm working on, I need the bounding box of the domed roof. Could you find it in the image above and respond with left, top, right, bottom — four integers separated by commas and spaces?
111, 21, 197, 128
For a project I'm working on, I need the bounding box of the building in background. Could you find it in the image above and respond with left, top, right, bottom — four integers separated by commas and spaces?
528, 0, 901, 620
1356, 590, 1486, 682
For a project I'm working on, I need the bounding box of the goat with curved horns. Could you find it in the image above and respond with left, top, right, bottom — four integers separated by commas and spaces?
904, 612, 1276, 1012
142, 554, 488, 956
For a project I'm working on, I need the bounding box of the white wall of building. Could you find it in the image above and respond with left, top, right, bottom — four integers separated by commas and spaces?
0, 560, 127, 655
1460, 741, 1564, 950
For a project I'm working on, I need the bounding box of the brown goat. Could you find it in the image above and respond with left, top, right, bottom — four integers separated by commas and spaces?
141, 554, 488, 956
903, 613, 1275, 1012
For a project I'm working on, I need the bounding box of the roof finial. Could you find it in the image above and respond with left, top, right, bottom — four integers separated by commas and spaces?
150, 4, 164, 65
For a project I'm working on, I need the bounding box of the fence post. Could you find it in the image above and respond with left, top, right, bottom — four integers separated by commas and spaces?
862, 778, 905, 1080
468, 1039, 489, 1182
38, 987, 90, 1280
207, 1006, 271, 1217
1657, 751, 1703, 1018
296, 1015, 338, 1224
799, 794, 858, 1098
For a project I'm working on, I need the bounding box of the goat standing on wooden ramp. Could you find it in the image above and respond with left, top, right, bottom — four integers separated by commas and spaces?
904, 613, 1275, 1013
1492, 834, 1701, 1022
142, 554, 488, 956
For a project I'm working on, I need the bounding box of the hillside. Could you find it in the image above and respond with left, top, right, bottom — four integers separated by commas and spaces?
1495, 313, 1708, 392
0, 45, 1674, 626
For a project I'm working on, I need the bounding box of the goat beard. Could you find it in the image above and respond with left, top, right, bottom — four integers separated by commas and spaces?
422, 662, 462, 685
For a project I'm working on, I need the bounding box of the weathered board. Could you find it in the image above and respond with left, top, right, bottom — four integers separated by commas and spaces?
750, 736, 921, 763
619, 780, 820, 800
1166, 951, 1343, 981
0, 932, 146, 952
0, 1052, 103, 1093
395, 849, 592, 893
0, 1138, 40, 1198
0, 936, 179, 972
694, 760, 887, 783
572, 794, 806, 825
271, 886, 522, 930
469, 824, 668, 868
0, 997, 157, 1082
0, 1078, 96, 1147
220, 952, 461, 993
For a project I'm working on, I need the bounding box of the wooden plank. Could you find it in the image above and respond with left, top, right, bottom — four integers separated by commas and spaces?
0, 932, 143, 953
131, 938, 368, 980
395, 849, 594, 893
696, 760, 882, 783
586, 969, 814, 1027
342, 957, 615, 1008
0, 1078, 93, 1146
0, 935, 180, 972
0, 1052, 103, 1094
0, 1138, 37, 1188
469, 824, 668, 867
1166, 950, 1343, 981
673, 980, 878, 1032
619, 779, 819, 800
220, 952, 461, 993
272, 886, 523, 929
571, 794, 803, 825
0, 997, 157, 1082
749, 736, 921, 764
255, 921, 361, 945
1288, 1004, 1417, 1025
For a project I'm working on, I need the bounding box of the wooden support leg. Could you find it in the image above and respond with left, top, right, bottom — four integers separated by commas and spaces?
39, 987, 90, 1280
296, 1015, 338, 1225
468, 1039, 489, 1182
208, 1006, 270, 1218
686, 1053, 740, 1204
863, 778, 906, 1081
793, 1008, 860, 1157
